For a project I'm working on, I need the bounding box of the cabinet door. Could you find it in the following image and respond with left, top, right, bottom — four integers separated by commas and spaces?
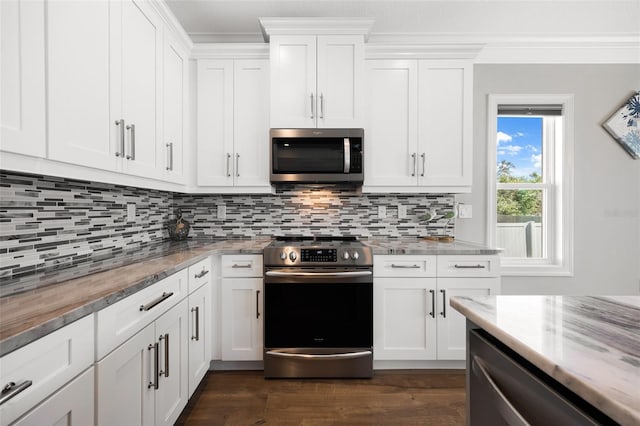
373, 277, 437, 360
365, 60, 419, 187
154, 298, 189, 426
418, 61, 472, 188
0, 0, 45, 158
233, 59, 270, 187
97, 323, 155, 426
162, 32, 187, 183
221, 278, 263, 361
188, 282, 212, 396
436, 277, 500, 360
197, 59, 234, 186
14, 367, 94, 426
269, 35, 316, 128
119, 0, 163, 179
316, 35, 364, 128
47, 0, 116, 170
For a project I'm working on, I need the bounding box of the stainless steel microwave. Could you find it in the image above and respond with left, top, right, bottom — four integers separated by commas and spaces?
270, 128, 364, 184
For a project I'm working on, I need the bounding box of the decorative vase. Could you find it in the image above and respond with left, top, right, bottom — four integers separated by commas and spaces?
167, 209, 190, 241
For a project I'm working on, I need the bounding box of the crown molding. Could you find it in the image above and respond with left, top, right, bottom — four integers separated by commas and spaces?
191, 43, 269, 59
259, 17, 375, 42
152, 1, 193, 50
366, 43, 484, 60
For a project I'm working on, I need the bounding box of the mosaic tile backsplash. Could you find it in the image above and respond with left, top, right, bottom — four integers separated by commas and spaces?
1, 171, 455, 279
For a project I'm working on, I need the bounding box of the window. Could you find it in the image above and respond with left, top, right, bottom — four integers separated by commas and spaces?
487, 95, 574, 276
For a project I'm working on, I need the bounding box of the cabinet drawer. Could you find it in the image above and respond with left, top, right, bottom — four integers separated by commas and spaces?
374, 255, 437, 277
96, 268, 187, 360
0, 315, 94, 425
437, 255, 500, 278
188, 257, 212, 293
221, 255, 263, 278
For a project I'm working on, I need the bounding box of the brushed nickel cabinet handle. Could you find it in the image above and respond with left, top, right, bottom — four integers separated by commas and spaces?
148, 343, 159, 389
139, 292, 173, 312
411, 153, 417, 177
125, 124, 136, 160
429, 289, 435, 318
226, 153, 231, 177
256, 290, 261, 319
0, 380, 32, 405
191, 306, 200, 341
421, 153, 426, 177
166, 142, 173, 171
320, 93, 325, 119
310, 93, 315, 119
232, 263, 252, 269
440, 289, 447, 318
115, 119, 125, 157
159, 333, 169, 377
236, 153, 240, 177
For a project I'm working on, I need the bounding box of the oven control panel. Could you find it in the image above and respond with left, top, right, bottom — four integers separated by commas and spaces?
301, 249, 337, 262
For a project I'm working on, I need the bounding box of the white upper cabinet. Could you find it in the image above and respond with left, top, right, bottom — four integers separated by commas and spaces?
0, 0, 46, 158
197, 58, 271, 191
364, 59, 473, 193
47, 0, 176, 182
269, 35, 364, 128
161, 31, 188, 183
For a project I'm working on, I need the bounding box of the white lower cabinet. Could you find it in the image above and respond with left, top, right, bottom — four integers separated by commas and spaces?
13, 367, 94, 426
373, 255, 500, 362
97, 298, 189, 426
187, 280, 212, 395
221, 277, 263, 361
0, 316, 94, 425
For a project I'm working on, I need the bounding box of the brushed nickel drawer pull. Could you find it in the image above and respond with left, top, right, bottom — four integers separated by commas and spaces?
194, 268, 209, 279
0, 380, 32, 405
232, 263, 252, 269
454, 264, 486, 269
390, 264, 420, 269
139, 292, 174, 312
429, 289, 435, 318
440, 289, 447, 318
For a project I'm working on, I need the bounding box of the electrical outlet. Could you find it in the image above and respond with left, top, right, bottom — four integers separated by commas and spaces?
398, 204, 407, 219
458, 204, 473, 219
127, 204, 136, 222
378, 206, 387, 219
217, 204, 226, 219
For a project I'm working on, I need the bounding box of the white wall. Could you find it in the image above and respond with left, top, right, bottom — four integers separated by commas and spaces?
456, 64, 640, 295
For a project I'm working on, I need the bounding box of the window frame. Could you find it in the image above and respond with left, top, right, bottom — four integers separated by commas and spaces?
487, 94, 574, 276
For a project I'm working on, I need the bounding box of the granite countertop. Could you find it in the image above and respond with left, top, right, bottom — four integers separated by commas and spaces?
364, 237, 501, 255
0, 238, 270, 357
450, 295, 640, 426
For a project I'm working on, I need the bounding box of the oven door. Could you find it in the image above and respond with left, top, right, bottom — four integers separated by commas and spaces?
263, 267, 373, 378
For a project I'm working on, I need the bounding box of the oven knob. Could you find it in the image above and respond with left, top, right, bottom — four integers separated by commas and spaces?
342, 251, 350, 260
351, 251, 360, 260
280, 252, 287, 261
289, 252, 297, 261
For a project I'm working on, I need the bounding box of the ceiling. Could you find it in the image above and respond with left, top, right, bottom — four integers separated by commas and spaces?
165, 0, 640, 44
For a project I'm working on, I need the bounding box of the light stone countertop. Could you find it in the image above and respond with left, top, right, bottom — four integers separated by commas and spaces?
364, 237, 501, 255
450, 295, 640, 426
0, 238, 270, 357
0, 237, 499, 357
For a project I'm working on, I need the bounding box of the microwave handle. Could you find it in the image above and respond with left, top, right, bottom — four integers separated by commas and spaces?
343, 138, 350, 173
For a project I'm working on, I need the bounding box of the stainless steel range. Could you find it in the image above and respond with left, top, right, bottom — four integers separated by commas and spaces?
263, 236, 373, 378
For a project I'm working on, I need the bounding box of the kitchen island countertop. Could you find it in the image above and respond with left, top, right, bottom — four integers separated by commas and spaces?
451, 295, 640, 426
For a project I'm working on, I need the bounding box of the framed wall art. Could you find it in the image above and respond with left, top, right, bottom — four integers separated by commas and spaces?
602, 91, 640, 159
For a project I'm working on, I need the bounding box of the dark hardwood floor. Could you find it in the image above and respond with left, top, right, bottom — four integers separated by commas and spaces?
177, 370, 466, 425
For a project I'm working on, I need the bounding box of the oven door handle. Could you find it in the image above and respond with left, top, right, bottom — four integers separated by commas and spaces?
265, 271, 372, 278
266, 350, 372, 360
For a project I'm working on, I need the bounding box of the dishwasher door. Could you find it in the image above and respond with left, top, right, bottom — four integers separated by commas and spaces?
468, 329, 607, 426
